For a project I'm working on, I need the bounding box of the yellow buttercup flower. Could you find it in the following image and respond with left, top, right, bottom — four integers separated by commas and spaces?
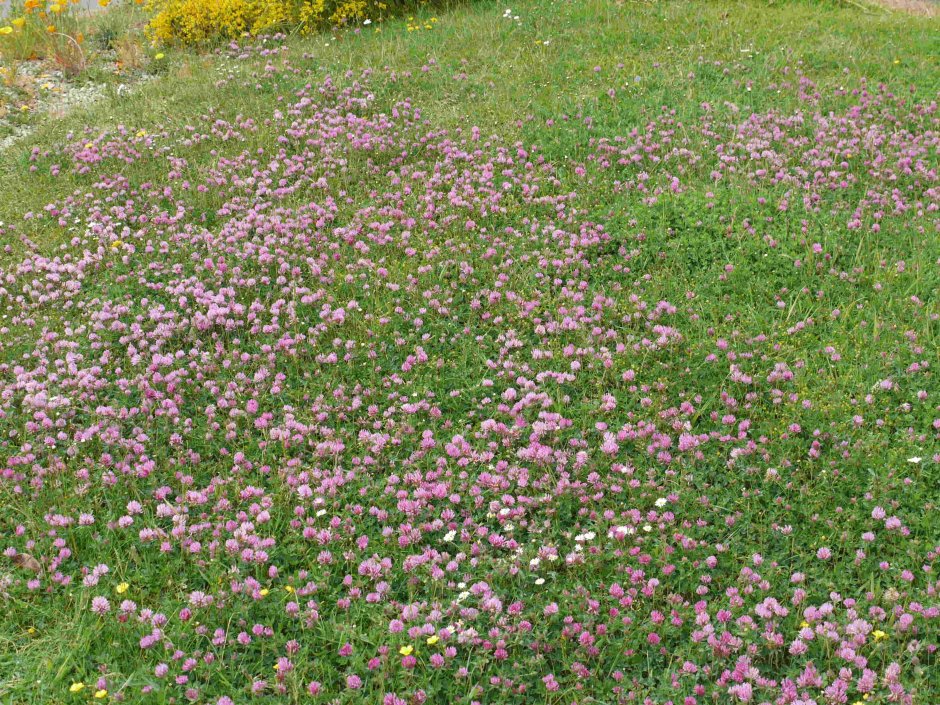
12, 17, 26, 28
69, 682, 85, 693
94, 689, 108, 699
426, 635, 439, 645
155, 52, 165, 60
284, 585, 294, 593
872, 629, 887, 641
0, 26, 13, 35
259, 588, 269, 596
399, 644, 413, 656
115, 582, 129, 594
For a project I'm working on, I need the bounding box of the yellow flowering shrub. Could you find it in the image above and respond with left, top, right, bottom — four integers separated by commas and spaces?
147, 0, 391, 44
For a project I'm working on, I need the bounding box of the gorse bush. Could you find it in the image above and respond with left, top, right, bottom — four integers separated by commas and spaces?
146, 0, 387, 43
3, 0, 400, 54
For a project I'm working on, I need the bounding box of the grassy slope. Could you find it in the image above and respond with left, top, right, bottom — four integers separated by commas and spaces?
0, 0, 938, 703
0, 0, 937, 252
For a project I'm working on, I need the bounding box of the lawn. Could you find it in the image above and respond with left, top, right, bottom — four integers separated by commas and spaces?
0, 0, 938, 703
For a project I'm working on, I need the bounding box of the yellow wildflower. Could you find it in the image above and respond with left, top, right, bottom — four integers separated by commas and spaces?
259, 588, 269, 596
94, 689, 108, 699
872, 629, 887, 641
0, 26, 13, 35
399, 644, 413, 656
426, 635, 439, 645
115, 582, 129, 594
69, 682, 85, 693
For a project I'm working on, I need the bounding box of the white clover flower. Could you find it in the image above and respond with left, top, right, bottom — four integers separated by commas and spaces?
654, 497, 668, 508
609, 525, 635, 539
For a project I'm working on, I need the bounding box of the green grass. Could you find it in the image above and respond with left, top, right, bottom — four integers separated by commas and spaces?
0, 0, 935, 225
0, 0, 938, 703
